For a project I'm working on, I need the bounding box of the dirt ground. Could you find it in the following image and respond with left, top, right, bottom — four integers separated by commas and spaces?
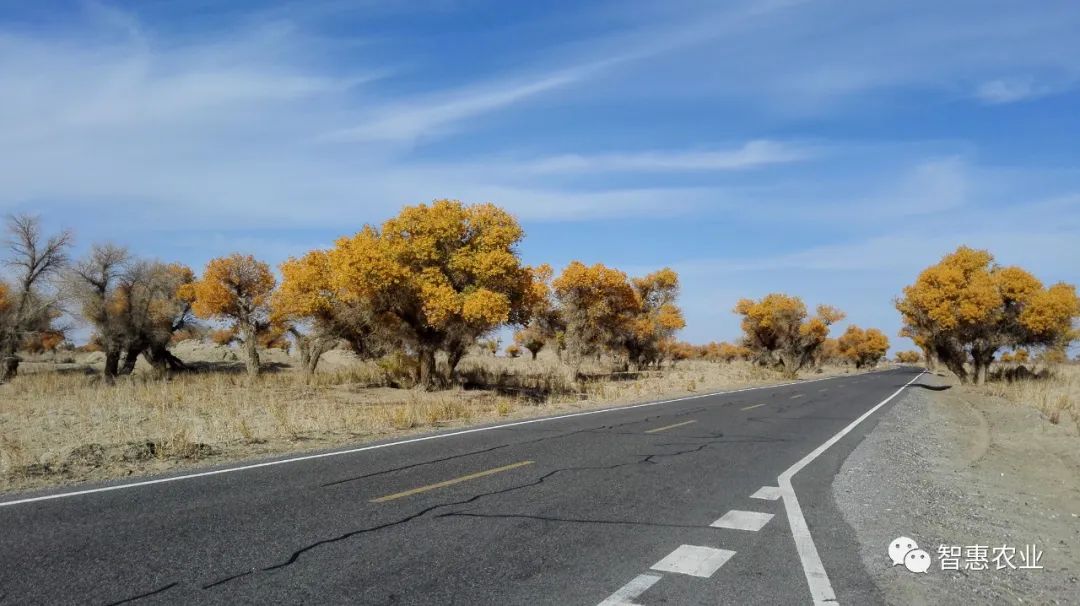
834, 371, 1080, 605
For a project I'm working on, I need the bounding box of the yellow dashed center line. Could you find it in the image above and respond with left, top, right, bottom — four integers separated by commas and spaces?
644, 420, 697, 434
740, 403, 767, 411
370, 460, 534, 503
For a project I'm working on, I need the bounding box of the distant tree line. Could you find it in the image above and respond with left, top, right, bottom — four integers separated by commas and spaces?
6, 208, 1072, 389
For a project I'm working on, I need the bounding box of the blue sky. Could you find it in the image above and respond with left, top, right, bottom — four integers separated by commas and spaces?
3, 0, 1080, 351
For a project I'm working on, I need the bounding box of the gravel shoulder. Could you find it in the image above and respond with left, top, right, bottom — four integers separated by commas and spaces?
833, 371, 1080, 605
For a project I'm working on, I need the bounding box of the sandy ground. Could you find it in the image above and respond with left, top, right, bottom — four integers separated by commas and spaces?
833, 371, 1080, 604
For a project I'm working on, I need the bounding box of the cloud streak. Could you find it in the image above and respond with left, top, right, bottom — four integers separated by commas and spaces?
516, 140, 814, 174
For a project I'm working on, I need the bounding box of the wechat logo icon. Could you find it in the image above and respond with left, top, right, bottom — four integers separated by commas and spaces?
889, 536, 931, 573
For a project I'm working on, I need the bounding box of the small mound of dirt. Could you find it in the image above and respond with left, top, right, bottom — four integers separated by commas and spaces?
14, 462, 69, 477
121, 441, 159, 462
66, 443, 106, 467
172, 442, 217, 459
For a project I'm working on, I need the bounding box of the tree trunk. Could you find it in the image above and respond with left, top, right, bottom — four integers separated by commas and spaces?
446, 347, 466, 385
241, 326, 261, 377
143, 345, 185, 378
0, 354, 18, 382
0, 335, 19, 381
298, 338, 312, 371
778, 351, 798, 378
304, 347, 321, 375
920, 348, 936, 371
104, 349, 121, 381
302, 337, 333, 375
417, 345, 437, 390
938, 351, 968, 383
119, 345, 143, 376
971, 348, 995, 385
144, 349, 168, 378
529, 349, 538, 361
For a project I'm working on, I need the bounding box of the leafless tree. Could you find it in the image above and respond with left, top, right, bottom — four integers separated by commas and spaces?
0, 214, 72, 382
68, 246, 195, 380
66, 243, 130, 379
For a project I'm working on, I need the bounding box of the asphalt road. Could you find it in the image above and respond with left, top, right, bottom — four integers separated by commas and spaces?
0, 367, 924, 605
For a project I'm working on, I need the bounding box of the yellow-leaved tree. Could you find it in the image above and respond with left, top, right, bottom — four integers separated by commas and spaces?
552, 261, 641, 367
895, 350, 922, 364
513, 263, 559, 360
183, 254, 276, 376
734, 293, 845, 377
326, 200, 539, 388
273, 250, 388, 375
999, 348, 1029, 364
896, 246, 1080, 384
625, 268, 686, 369
696, 341, 751, 362
818, 337, 844, 366
837, 325, 890, 368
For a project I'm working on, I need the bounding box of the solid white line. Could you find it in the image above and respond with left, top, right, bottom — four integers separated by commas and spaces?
750, 486, 782, 500
597, 573, 662, 606
710, 510, 774, 532
650, 544, 735, 578
778, 370, 925, 605
0, 370, 895, 508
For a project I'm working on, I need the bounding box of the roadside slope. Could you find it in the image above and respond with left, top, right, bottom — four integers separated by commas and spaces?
833, 372, 1080, 604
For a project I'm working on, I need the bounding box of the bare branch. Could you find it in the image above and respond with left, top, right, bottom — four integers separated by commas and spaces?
4, 214, 73, 288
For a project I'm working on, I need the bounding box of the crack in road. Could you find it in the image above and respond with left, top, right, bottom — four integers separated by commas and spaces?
436, 511, 718, 530
200, 442, 717, 591
320, 407, 709, 488
103, 582, 178, 605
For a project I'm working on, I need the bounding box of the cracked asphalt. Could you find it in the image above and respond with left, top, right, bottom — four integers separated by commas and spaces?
0, 367, 922, 605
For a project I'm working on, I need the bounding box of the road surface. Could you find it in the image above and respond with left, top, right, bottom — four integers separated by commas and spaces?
0, 367, 924, 605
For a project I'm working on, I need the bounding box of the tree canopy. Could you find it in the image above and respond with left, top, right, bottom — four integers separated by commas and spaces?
734, 293, 844, 377
326, 200, 540, 388
837, 325, 890, 368
184, 254, 276, 376
896, 246, 1079, 383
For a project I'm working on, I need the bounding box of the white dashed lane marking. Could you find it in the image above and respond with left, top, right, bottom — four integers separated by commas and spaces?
644, 419, 697, 434
710, 510, 774, 532
750, 486, 782, 500
598, 573, 662, 606
650, 545, 735, 578
790, 394, 805, 399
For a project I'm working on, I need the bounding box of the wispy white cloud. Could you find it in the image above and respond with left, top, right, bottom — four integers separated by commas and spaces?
584, 0, 1080, 112
318, 68, 590, 143
515, 140, 813, 174
974, 78, 1053, 105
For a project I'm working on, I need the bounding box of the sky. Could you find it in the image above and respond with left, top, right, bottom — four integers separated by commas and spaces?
2, 0, 1080, 351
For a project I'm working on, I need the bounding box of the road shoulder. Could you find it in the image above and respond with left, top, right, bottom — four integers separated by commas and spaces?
832, 372, 1080, 604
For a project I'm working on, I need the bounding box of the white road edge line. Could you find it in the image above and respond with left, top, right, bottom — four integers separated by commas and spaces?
778, 370, 925, 605
598, 573, 662, 606
0, 370, 893, 508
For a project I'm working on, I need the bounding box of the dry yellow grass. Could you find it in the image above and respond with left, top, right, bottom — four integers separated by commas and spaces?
0, 354, 867, 493
977, 363, 1079, 433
